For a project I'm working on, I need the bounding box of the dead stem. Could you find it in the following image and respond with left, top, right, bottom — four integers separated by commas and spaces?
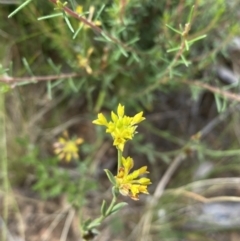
0, 73, 81, 85
130, 153, 186, 241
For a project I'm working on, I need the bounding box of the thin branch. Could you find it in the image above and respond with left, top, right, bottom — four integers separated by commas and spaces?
48, 0, 138, 54
134, 76, 240, 103
60, 208, 75, 241
41, 206, 70, 241
183, 80, 240, 102
199, 103, 240, 138
0, 72, 81, 85
138, 153, 186, 241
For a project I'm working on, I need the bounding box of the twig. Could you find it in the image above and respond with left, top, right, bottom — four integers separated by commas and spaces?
60, 208, 75, 241
151, 153, 186, 205
43, 115, 86, 138
29, 94, 66, 128
137, 153, 186, 241
164, 188, 240, 205
41, 206, 70, 241
199, 103, 240, 138
167, 177, 240, 204
0, 72, 81, 85
48, 0, 138, 54
179, 177, 240, 190
183, 80, 240, 102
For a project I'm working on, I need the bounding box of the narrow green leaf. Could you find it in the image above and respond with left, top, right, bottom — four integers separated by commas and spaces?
205, 149, 240, 157
116, 26, 126, 35
184, 40, 189, 51
127, 37, 140, 46
68, 78, 78, 92
95, 4, 105, 20
214, 94, 222, 113
118, 45, 128, 57
64, 16, 75, 33
132, 52, 140, 63
15, 81, 32, 86
181, 25, 187, 34
94, 90, 106, 113
188, 34, 207, 44
51, 79, 64, 88
22, 58, 34, 76
8, 0, 32, 18
47, 81, 52, 100
180, 54, 189, 67
187, 5, 195, 23
73, 24, 83, 39
76, 78, 86, 90
166, 46, 181, 53
38, 13, 63, 21
108, 202, 128, 215
82, 219, 92, 230
87, 219, 101, 229
221, 97, 227, 112
100, 200, 107, 216
165, 24, 182, 34
101, 32, 113, 42
47, 58, 61, 73
104, 169, 116, 185
69, 0, 75, 9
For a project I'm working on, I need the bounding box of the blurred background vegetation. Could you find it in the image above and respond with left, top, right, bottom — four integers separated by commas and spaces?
1, 0, 240, 240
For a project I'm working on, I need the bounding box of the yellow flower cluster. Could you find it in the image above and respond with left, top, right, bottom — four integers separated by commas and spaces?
92, 104, 145, 151
75, 5, 102, 75
75, 5, 83, 15
53, 131, 84, 162
75, 4, 102, 28
115, 157, 151, 200
93, 104, 151, 200
77, 47, 94, 74
55, 0, 67, 10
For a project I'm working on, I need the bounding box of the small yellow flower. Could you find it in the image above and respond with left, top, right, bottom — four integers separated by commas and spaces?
77, 47, 94, 74
115, 157, 151, 200
92, 104, 145, 151
55, 0, 67, 10
76, 5, 83, 15
77, 5, 102, 30
94, 20, 102, 26
53, 131, 84, 162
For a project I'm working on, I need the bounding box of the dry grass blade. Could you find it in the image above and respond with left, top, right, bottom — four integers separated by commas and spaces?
60, 208, 75, 241
129, 153, 186, 241
41, 206, 70, 241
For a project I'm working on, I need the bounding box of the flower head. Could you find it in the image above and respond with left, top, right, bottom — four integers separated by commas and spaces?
75, 5, 83, 15
115, 156, 151, 200
77, 47, 94, 74
53, 131, 84, 162
92, 104, 145, 151
77, 5, 102, 30
55, 0, 67, 11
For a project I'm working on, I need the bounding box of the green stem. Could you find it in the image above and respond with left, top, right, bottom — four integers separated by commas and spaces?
0, 92, 8, 241
86, 188, 118, 231
105, 189, 117, 216
117, 149, 122, 173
